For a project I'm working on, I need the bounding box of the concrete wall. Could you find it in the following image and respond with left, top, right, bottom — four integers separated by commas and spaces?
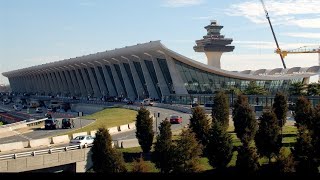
0, 148, 92, 172
120, 138, 140, 149
29, 138, 51, 148
0, 142, 24, 152
52, 135, 70, 144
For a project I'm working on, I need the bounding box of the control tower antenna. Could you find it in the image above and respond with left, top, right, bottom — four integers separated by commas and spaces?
260, 0, 287, 69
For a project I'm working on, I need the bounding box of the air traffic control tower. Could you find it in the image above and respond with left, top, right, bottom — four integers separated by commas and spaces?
194, 20, 234, 69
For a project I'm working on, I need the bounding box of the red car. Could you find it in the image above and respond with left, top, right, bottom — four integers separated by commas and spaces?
170, 115, 183, 124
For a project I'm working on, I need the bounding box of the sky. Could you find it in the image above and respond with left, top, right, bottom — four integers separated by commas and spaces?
1, 0, 320, 85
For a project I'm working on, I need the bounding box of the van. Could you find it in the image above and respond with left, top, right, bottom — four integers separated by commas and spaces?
143, 99, 154, 106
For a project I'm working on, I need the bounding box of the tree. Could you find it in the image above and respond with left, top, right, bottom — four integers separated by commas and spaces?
293, 126, 318, 174
275, 147, 295, 173
189, 106, 210, 146
212, 91, 230, 130
136, 107, 154, 153
244, 81, 267, 95
307, 83, 320, 96
294, 96, 313, 129
236, 142, 260, 174
255, 111, 282, 162
289, 82, 306, 96
312, 105, 320, 160
272, 92, 288, 128
92, 128, 127, 173
172, 129, 203, 173
132, 156, 150, 173
206, 120, 233, 170
154, 119, 173, 173
233, 95, 258, 144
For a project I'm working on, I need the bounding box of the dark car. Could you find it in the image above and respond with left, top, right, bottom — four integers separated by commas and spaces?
62, 118, 72, 129
44, 119, 58, 130
127, 100, 134, 105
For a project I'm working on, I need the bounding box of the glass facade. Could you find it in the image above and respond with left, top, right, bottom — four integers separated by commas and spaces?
123, 63, 137, 97
174, 59, 303, 94
90, 67, 101, 94
144, 60, 162, 98
133, 61, 149, 97
97, 66, 109, 96
114, 64, 127, 97
83, 68, 94, 94
157, 58, 174, 94
105, 65, 117, 95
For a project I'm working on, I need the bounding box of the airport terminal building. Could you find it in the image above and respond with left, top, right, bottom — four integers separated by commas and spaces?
3, 21, 320, 102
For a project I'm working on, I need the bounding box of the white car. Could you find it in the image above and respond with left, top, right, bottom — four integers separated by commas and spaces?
70, 135, 94, 148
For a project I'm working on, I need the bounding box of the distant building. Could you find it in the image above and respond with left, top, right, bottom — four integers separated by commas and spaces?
2, 21, 320, 101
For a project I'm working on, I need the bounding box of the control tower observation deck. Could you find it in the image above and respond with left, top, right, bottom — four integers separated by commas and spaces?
193, 20, 235, 69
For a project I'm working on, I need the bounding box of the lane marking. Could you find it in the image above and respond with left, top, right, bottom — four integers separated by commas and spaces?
12, 130, 32, 140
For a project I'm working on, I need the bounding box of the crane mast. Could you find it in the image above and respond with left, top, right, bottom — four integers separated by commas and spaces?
260, 0, 287, 69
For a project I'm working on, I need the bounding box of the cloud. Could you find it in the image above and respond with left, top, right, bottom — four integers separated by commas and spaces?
163, 0, 205, 7
226, 0, 320, 28
289, 18, 320, 28
234, 40, 319, 50
283, 32, 320, 39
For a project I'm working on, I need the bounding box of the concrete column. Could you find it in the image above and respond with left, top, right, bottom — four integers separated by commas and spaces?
22, 76, 30, 93
205, 52, 223, 69
30, 74, 37, 93
61, 70, 75, 96
150, 56, 170, 97
58, 70, 71, 96
86, 66, 102, 97
79, 67, 94, 96
138, 57, 159, 99
92, 65, 108, 97
73, 67, 89, 97
51, 71, 63, 94
164, 54, 188, 94
101, 64, 117, 97
8, 78, 16, 92
114, 59, 135, 100
17, 77, 25, 92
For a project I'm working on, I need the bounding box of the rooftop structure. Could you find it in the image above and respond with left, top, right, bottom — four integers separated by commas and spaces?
194, 20, 234, 68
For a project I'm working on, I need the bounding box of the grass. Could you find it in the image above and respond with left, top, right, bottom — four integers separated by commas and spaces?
60, 108, 137, 136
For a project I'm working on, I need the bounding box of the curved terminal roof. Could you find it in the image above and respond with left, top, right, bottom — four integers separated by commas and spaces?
3, 41, 319, 81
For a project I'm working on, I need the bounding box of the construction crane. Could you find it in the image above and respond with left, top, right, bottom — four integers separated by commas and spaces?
260, 0, 287, 69
276, 46, 320, 65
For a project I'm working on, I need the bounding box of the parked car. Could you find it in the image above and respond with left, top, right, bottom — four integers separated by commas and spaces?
36, 107, 43, 113
44, 119, 58, 130
62, 118, 72, 129
13, 104, 22, 111
169, 115, 183, 124
70, 135, 94, 148
127, 100, 134, 105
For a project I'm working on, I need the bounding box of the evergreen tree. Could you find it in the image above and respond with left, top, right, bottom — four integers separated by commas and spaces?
312, 105, 320, 160
289, 82, 306, 96
132, 156, 150, 173
212, 91, 230, 130
206, 120, 233, 170
92, 127, 127, 173
233, 95, 258, 144
294, 96, 313, 129
275, 147, 295, 174
293, 125, 318, 174
189, 106, 210, 146
255, 111, 282, 162
136, 107, 154, 153
272, 92, 288, 128
172, 129, 203, 173
236, 141, 260, 174
244, 81, 267, 95
154, 119, 173, 173
307, 83, 320, 96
